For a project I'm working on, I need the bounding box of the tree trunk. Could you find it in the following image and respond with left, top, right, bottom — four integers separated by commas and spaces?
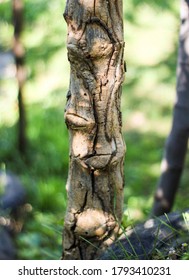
62, 0, 126, 260
12, 0, 27, 155
152, 0, 189, 216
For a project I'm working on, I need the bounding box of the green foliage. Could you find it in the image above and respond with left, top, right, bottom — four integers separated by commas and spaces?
0, 1, 12, 22
0, 0, 188, 259
0, 1, 13, 50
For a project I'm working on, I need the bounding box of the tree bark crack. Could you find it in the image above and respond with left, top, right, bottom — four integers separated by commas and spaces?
93, 0, 96, 16
106, 0, 120, 43
63, 0, 125, 260
86, 17, 116, 44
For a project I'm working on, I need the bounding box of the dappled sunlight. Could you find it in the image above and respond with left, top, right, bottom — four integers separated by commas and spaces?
124, 4, 178, 66
124, 111, 147, 131
1, 0, 189, 259
123, 196, 153, 223
0, 82, 19, 126
160, 158, 169, 173
144, 218, 155, 229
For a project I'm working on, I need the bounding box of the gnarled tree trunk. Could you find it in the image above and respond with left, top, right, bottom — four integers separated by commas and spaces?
62, 0, 126, 260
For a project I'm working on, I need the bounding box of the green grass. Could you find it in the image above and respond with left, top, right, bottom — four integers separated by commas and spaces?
1, 0, 189, 259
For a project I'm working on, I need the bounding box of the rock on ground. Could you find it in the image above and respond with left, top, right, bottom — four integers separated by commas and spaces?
99, 210, 189, 260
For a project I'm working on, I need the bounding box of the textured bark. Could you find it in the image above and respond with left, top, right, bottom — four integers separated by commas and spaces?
62, 0, 126, 260
13, 0, 27, 154
152, 0, 189, 216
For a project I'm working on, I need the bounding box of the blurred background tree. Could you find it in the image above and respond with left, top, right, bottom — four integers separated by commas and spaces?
1, 0, 188, 259
12, 0, 27, 155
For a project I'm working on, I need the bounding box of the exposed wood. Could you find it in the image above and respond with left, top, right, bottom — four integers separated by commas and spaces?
62, 0, 126, 260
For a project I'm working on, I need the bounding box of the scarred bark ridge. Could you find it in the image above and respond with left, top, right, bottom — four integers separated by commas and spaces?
63, 0, 126, 260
